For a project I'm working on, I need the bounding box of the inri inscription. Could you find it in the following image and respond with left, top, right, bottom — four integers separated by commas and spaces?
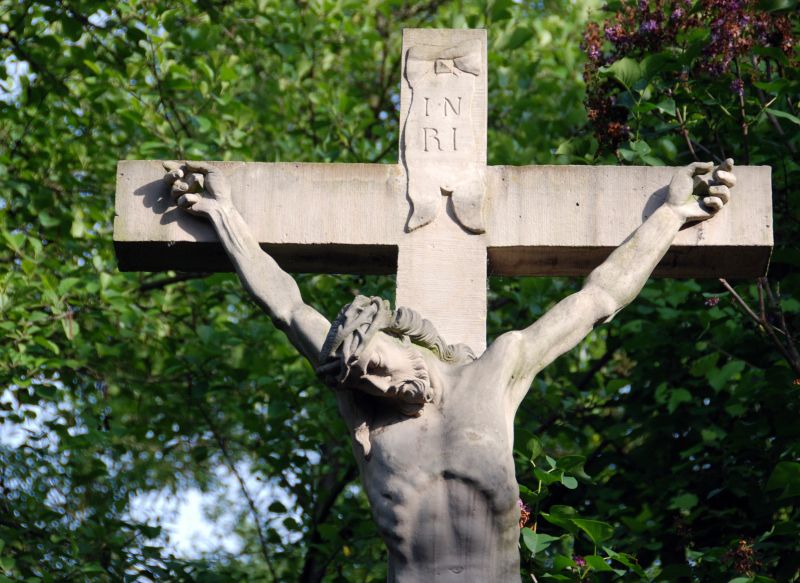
400, 29, 488, 234
422, 97, 463, 151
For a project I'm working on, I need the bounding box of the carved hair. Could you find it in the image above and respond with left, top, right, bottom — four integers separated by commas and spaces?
318, 296, 393, 387
385, 306, 476, 365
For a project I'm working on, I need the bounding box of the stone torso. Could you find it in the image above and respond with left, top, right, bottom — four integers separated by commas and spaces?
354, 357, 522, 582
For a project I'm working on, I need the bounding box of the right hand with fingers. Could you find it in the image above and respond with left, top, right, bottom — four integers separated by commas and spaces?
667, 159, 736, 223
162, 161, 232, 217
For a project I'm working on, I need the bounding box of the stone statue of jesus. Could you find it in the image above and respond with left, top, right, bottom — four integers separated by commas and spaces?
163, 159, 735, 582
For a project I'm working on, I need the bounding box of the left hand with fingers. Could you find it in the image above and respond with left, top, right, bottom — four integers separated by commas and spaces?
667, 158, 736, 223
162, 161, 232, 217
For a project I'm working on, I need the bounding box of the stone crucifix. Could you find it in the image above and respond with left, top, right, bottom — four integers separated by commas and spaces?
115, 29, 772, 582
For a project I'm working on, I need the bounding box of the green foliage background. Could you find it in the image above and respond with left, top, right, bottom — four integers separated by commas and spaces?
0, 0, 798, 581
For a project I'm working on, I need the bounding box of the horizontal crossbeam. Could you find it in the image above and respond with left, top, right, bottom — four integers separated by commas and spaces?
115, 160, 772, 278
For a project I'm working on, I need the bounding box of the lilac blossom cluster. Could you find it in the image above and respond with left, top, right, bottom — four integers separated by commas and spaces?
580, 0, 796, 152
583, 0, 793, 74
517, 498, 532, 529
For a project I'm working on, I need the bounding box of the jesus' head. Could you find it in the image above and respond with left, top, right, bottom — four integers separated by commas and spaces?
318, 296, 475, 415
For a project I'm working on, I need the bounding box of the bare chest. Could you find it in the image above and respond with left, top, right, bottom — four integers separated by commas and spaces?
362, 384, 518, 511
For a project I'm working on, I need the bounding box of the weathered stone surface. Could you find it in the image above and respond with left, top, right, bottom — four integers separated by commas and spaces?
115, 161, 772, 278
114, 160, 404, 273
485, 164, 772, 277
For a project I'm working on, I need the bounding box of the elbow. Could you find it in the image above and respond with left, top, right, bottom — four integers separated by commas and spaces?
580, 284, 622, 325
268, 304, 296, 332
270, 299, 309, 334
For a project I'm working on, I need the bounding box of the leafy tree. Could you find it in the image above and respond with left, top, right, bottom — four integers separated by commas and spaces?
515, 1, 799, 581
0, 1, 797, 582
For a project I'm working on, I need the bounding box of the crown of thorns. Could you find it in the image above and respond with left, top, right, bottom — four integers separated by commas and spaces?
317, 296, 395, 387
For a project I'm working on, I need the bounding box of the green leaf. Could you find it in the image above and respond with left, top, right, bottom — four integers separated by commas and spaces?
0, 557, 15, 571
757, 0, 798, 11
4, 231, 25, 251
39, 211, 60, 227
603, 547, 647, 577
639, 53, 671, 78
631, 140, 651, 156
553, 554, 577, 571
708, 360, 745, 392
521, 528, 560, 555
527, 436, 543, 460
34, 337, 60, 355
656, 99, 676, 116
81, 564, 105, 574
70, 215, 85, 238
668, 388, 692, 413
534, 467, 562, 485
82, 59, 101, 75
268, 501, 287, 513
58, 278, 81, 295
668, 493, 699, 510
489, 0, 514, 20
585, 555, 614, 571
600, 57, 641, 87
560, 474, 578, 489
497, 27, 535, 51
690, 353, 720, 376
765, 108, 800, 126
765, 461, 800, 499
541, 505, 580, 535
641, 154, 665, 166
557, 455, 586, 471
317, 524, 339, 540
571, 519, 614, 544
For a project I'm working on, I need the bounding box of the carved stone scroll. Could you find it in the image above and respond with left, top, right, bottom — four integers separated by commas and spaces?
400, 29, 488, 233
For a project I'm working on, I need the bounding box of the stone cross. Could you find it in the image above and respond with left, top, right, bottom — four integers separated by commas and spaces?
114, 29, 772, 354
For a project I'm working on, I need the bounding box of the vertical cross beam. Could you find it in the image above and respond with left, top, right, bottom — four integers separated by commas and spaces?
396, 29, 489, 354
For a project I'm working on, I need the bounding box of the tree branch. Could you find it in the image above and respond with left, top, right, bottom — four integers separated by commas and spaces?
138, 272, 210, 292
719, 278, 800, 377
298, 449, 359, 583
190, 380, 278, 581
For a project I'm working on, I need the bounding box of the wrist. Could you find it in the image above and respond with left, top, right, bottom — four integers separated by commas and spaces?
206, 201, 235, 220
663, 201, 689, 226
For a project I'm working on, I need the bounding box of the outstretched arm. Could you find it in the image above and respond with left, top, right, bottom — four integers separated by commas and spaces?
164, 161, 330, 366
498, 160, 736, 407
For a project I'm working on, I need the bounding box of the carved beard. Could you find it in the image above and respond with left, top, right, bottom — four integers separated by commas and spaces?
348, 343, 433, 416
395, 345, 433, 403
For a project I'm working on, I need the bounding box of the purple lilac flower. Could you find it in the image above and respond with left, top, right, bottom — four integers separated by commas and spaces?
605, 24, 622, 43
517, 499, 532, 528
640, 18, 658, 33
